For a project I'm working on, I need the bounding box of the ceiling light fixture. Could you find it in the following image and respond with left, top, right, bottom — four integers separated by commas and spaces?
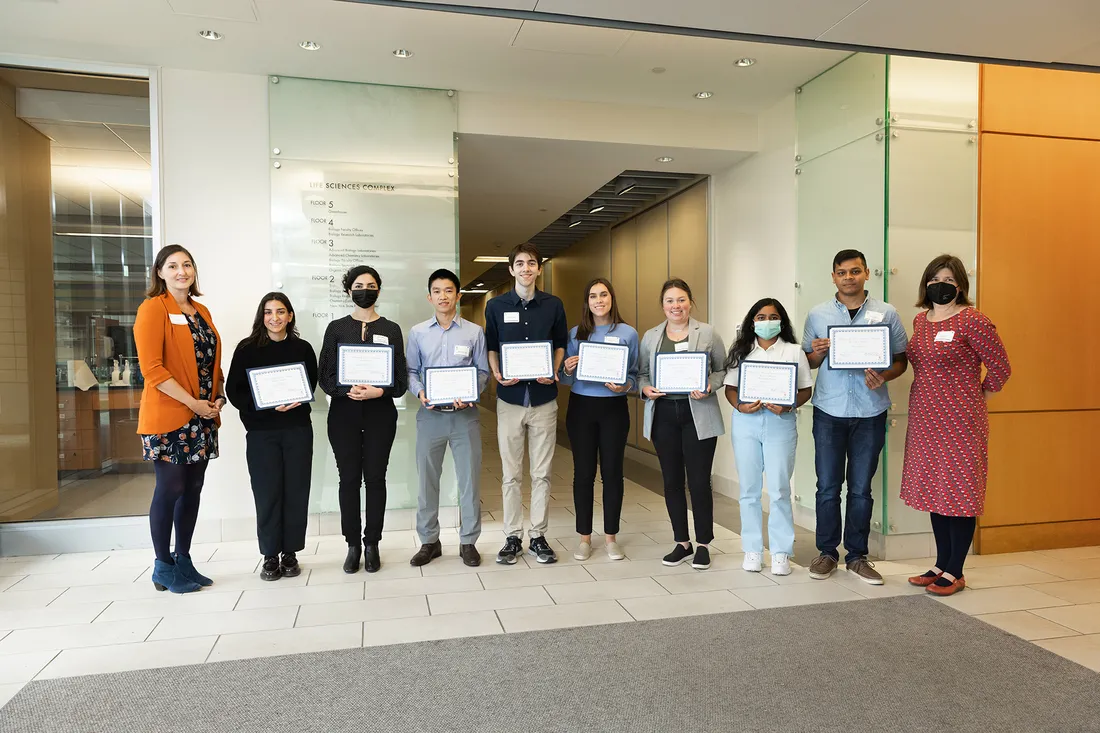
615, 178, 638, 196
735, 57, 756, 67
694, 91, 714, 99
568, 216, 585, 228
473, 256, 509, 263
299, 41, 321, 51
588, 199, 606, 214
460, 289, 489, 294
392, 49, 414, 58
651, 67, 666, 74
475, 282, 484, 287
198, 30, 223, 41
656, 156, 674, 163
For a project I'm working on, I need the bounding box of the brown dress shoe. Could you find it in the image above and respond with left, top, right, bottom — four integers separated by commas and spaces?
410, 540, 442, 567
908, 571, 942, 587
459, 544, 481, 567
926, 576, 966, 596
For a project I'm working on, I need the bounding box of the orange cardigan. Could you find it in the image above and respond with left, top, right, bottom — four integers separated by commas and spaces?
134, 294, 224, 435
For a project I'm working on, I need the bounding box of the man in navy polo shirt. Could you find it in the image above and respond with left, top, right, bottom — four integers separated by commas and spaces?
485, 243, 568, 565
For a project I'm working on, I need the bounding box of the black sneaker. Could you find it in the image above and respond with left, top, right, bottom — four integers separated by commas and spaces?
260, 555, 282, 581
280, 552, 300, 578
691, 546, 711, 570
528, 537, 558, 564
662, 543, 694, 566
496, 536, 523, 565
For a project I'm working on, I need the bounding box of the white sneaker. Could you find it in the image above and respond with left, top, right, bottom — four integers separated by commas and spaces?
606, 541, 625, 561
742, 552, 763, 572
574, 541, 592, 561
771, 553, 792, 576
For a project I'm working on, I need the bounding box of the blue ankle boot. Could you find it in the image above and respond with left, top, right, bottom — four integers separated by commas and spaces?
173, 553, 214, 587
152, 559, 202, 594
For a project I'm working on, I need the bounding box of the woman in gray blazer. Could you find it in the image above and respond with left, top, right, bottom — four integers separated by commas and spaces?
638, 278, 726, 570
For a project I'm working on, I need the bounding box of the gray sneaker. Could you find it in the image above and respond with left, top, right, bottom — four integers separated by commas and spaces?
847, 557, 884, 585
808, 554, 838, 580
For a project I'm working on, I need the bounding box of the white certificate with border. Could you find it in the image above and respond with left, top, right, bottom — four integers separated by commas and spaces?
501, 341, 554, 381
827, 325, 891, 370
655, 352, 708, 394
337, 344, 394, 387
247, 362, 315, 410
577, 341, 629, 384
738, 361, 798, 407
425, 366, 479, 405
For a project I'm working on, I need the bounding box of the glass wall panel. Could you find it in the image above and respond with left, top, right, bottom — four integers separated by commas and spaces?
796, 53, 887, 164
888, 57, 979, 132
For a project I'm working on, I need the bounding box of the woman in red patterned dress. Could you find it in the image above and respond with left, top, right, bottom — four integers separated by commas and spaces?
900, 255, 1011, 596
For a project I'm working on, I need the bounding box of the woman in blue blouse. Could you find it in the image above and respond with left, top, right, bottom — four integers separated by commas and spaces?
561, 278, 639, 561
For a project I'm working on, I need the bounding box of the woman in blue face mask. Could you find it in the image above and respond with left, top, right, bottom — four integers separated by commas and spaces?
722, 299, 813, 576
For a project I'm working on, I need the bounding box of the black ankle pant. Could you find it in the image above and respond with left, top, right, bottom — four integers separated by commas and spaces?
930, 512, 977, 578
328, 396, 397, 546
246, 425, 314, 557
566, 393, 629, 536
149, 460, 208, 563
651, 399, 716, 545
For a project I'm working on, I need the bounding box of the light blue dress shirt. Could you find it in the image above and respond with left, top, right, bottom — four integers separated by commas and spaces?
561, 323, 639, 398
406, 314, 490, 400
801, 294, 909, 419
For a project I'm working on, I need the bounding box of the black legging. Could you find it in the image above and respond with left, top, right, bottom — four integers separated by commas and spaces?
328, 396, 398, 546
930, 512, 977, 578
150, 460, 208, 563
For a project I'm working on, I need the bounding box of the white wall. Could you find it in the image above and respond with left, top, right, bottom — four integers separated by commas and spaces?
709, 93, 798, 499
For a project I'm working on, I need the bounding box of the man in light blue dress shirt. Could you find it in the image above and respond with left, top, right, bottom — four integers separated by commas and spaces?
406, 269, 490, 568
801, 249, 909, 585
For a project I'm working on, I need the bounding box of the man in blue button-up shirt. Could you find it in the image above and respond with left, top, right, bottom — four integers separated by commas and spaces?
407, 269, 490, 569
801, 249, 909, 585
484, 243, 568, 566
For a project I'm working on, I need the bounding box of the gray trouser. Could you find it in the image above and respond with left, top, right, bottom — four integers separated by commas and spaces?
415, 406, 482, 545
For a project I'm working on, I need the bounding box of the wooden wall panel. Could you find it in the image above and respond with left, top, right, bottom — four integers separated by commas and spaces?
978, 520, 1100, 555
635, 204, 669, 334
981, 65, 1100, 140
610, 219, 637, 330
979, 133, 1100, 413
668, 180, 709, 322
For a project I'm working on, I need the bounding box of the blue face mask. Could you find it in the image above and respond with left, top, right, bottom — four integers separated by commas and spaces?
753, 320, 782, 340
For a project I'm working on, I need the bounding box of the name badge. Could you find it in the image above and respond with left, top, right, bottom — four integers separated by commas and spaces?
864, 311, 884, 324
454, 344, 470, 357
372, 334, 389, 345
674, 341, 690, 353
503, 312, 520, 324
935, 331, 955, 343
603, 335, 621, 344
169, 313, 188, 325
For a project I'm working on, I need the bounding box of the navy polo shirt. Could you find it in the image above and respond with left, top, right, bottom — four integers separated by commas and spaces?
484, 288, 569, 407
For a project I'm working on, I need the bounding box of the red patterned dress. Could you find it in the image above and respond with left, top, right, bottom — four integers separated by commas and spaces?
900, 308, 1011, 517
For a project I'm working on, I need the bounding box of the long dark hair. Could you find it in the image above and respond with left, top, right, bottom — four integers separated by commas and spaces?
237, 292, 300, 350
725, 298, 797, 371
576, 278, 624, 341
146, 244, 201, 298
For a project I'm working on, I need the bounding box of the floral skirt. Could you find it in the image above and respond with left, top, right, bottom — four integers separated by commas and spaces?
141, 417, 219, 464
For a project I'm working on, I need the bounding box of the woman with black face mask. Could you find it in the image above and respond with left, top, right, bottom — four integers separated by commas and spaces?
900, 254, 1010, 596
318, 265, 407, 574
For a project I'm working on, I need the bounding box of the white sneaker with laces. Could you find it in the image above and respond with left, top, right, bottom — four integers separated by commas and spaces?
742, 552, 763, 572
574, 541, 592, 561
605, 541, 624, 561
771, 553, 792, 576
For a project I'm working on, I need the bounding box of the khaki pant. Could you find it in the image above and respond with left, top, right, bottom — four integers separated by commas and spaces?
497, 398, 557, 539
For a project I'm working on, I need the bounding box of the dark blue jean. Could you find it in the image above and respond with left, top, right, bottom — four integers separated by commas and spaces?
811, 407, 887, 563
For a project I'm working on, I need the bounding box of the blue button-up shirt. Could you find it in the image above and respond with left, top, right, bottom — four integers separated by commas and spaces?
484, 288, 568, 407
801, 294, 909, 419
561, 323, 640, 397
406, 314, 489, 400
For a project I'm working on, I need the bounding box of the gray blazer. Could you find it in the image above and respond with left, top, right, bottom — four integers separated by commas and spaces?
637, 318, 727, 441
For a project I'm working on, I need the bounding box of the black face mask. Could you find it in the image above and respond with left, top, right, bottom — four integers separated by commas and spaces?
351, 288, 379, 308
926, 282, 958, 306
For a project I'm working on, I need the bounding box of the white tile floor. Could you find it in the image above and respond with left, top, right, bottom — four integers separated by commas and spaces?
1, 443, 1099, 711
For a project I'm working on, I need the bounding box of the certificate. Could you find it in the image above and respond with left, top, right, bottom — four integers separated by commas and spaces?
577, 341, 629, 384
425, 366, 479, 405
246, 362, 315, 410
655, 352, 708, 394
827, 325, 892, 370
337, 344, 394, 387
501, 341, 553, 381
738, 361, 798, 406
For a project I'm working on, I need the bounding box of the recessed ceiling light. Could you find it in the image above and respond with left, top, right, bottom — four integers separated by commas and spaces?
460, 289, 489, 294
198, 30, 223, 41
568, 216, 585, 228
299, 41, 321, 51
651, 67, 666, 74
694, 91, 713, 99
615, 178, 638, 196
735, 57, 756, 67
588, 199, 606, 214
473, 256, 509, 263
393, 49, 414, 58
475, 282, 484, 287
656, 156, 674, 163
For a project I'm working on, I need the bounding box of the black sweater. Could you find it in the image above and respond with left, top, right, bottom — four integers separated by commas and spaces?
318, 315, 408, 400
226, 336, 319, 431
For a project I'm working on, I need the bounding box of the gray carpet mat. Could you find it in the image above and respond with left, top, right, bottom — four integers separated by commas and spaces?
2, 595, 1097, 732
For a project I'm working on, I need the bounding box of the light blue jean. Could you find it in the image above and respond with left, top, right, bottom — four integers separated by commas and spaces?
731, 408, 797, 556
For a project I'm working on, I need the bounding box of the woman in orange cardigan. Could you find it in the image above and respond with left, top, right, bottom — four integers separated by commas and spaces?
135, 244, 224, 594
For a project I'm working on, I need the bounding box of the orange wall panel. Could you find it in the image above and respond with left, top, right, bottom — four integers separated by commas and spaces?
981, 64, 1100, 140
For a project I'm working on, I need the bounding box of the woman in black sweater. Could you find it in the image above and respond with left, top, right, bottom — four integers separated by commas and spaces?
226, 292, 319, 581
318, 265, 408, 574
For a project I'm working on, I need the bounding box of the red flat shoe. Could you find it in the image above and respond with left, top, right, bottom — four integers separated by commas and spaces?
926, 577, 966, 596
908, 572, 942, 587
